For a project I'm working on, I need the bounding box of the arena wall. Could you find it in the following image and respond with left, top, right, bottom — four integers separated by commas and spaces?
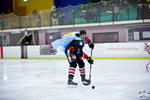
59, 25, 127, 42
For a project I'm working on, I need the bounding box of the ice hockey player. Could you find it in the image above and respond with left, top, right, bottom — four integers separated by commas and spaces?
52, 30, 94, 85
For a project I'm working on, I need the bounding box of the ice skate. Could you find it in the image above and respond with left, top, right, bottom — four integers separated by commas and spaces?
81, 75, 91, 86
67, 79, 78, 86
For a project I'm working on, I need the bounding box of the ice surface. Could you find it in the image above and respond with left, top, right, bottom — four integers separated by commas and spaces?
0, 59, 150, 100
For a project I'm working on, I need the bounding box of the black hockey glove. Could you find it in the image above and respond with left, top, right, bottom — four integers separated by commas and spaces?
89, 42, 94, 49
87, 57, 94, 64
85, 38, 95, 49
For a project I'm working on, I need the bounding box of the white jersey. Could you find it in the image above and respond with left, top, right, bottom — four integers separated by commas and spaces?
51, 32, 82, 52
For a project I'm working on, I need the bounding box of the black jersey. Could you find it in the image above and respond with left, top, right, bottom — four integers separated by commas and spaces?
65, 39, 85, 58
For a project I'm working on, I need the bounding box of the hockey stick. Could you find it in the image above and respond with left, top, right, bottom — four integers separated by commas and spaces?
83, 48, 93, 86
89, 48, 93, 84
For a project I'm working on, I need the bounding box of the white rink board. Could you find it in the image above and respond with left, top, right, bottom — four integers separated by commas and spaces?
27, 46, 66, 58
28, 43, 150, 58
1, 42, 150, 58
83, 43, 150, 58
3, 46, 21, 58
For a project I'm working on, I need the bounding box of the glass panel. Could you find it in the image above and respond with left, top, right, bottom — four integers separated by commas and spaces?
115, 0, 129, 21
0, 1, 149, 30
100, 1, 113, 22
0, 15, 4, 30
11, 16, 20, 29
58, 5, 74, 25
41, 13, 50, 27
50, 7, 63, 26
144, 2, 150, 19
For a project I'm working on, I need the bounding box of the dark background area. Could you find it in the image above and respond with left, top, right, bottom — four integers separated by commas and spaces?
0, 0, 13, 14
54, 0, 89, 8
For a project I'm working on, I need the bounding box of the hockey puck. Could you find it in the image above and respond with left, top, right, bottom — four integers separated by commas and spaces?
92, 86, 95, 89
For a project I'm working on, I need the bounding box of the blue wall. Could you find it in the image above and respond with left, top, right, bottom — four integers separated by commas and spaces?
54, 0, 88, 8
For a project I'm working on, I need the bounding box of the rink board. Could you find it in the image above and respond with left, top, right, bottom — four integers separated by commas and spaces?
0, 42, 150, 59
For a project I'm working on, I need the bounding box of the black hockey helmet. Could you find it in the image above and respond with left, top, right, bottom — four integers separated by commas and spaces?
79, 30, 86, 35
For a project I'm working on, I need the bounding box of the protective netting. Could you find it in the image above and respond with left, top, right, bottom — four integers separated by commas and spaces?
0, 1, 150, 30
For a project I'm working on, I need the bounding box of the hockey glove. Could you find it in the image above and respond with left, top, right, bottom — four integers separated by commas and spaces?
86, 38, 95, 49
87, 57, 94, 64
89, 42, 94, 49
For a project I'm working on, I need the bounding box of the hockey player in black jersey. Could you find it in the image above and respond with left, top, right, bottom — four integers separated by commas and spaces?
65, 30, 94, 85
